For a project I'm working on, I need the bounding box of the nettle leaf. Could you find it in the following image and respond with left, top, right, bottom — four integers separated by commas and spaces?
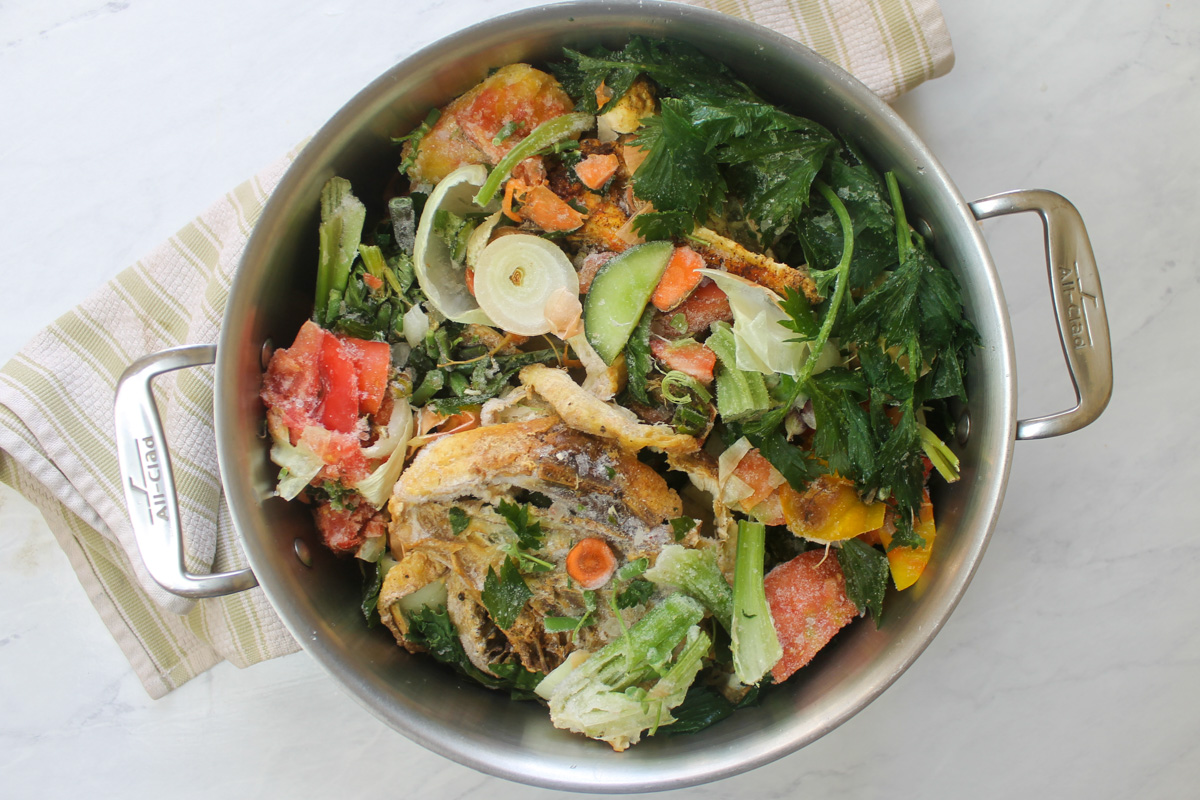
720, 127, 836, 240
836, 538, 889, 625
806, 368, 874, 483
632, 101, 726, 224
482, 558, 532, 630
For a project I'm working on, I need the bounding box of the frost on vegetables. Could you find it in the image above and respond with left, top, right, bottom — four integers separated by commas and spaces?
258, 37, 978, 750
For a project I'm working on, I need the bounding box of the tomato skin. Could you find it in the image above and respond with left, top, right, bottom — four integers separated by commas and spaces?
318, 334, 360, 433
650, 279, 732, 338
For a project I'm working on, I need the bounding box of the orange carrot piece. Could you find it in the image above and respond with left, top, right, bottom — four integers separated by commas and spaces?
565, 537, 617, 589
519, 184, 586, 232
574, 153, 620, 190
649, 337, 717, 385
651, 246, 706, 312
502, 178, 526, 222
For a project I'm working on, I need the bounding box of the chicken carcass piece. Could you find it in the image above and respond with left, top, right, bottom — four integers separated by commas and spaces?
519, 364, 700, 454
402, 64, 574, 187
382, 416, 688, 677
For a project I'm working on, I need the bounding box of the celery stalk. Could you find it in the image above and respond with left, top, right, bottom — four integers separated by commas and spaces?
708, 322, 771, 421
731, 520, 783, 685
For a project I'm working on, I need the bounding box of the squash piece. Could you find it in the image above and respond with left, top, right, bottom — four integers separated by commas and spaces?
878, 491, 937, 590
778, 474, 887, 543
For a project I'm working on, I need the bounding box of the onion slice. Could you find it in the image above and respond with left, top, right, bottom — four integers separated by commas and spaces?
473, 234, 579, 336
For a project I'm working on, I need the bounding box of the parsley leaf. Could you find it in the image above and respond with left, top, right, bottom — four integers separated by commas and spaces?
779, 286, 820, 341
720, 125, 836, 240
617, 578, 656, 609
496, 499, 545, 550
836, 538, 889, 625
669, 516, 697, 542
405, 604, 544, 699
543, 589, 598, 637
631, 101, 726, 237
447, 507, 470, 535
482, 558, 532, 630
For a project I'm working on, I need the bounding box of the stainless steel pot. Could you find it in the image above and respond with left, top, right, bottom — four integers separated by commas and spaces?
113, 1, 1112, 791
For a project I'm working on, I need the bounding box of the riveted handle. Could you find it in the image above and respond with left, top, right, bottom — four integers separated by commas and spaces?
970, 190, 1113, 440
113, 344, 258, 601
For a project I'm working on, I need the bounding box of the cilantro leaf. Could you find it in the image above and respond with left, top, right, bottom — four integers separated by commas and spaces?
482, 558, 532, 630
836, 538, 889, 625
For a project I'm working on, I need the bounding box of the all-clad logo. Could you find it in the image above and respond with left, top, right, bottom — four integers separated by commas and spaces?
127, 435, 169, 524
1058, 260, 1096, 350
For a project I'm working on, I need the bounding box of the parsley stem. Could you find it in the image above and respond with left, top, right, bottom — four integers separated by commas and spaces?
801, 180, 854, 386
750, 179, 854, 435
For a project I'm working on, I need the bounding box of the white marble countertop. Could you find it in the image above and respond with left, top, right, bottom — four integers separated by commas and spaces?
2, 1, 1197, 797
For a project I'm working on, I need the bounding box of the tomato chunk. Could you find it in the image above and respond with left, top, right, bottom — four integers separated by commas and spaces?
764, 550, 858, 683
342, 337, 391, 415
260, 319, 325, 437
319, 334, 359, 434
731, 448, 785, 510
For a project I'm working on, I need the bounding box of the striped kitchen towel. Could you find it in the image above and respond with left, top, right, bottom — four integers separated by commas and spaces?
0, 0, 954, 698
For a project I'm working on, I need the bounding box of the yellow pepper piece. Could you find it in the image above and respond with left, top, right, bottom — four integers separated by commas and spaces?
879, 491, 937, 590
779, 475, 887, 543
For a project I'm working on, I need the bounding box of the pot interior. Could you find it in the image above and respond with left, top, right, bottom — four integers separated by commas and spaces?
217, 1, 1016, 791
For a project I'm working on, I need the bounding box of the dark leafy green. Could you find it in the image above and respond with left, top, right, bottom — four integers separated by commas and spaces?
836, 537, 889, 625
482, 558, 533, 630
405, 604, 543, 699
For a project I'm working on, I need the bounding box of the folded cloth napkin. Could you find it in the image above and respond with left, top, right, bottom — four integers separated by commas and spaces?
0, 0, 954, 698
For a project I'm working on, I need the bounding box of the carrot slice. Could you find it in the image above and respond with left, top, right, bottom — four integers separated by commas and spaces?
519, 184, 586, 232
566, 537, 617, 589
649, 337, 717, 385
651, 246, 706, 312
502, 178, 526, 222
575, 153, 620, 190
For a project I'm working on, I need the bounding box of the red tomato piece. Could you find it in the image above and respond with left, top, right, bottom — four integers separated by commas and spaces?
318, 334, 360, 434
341, 337, 391, 416
764, 550, 858, 683
260, 319, 326, 438
732, 448, 784, 510
312, 501, 387, 554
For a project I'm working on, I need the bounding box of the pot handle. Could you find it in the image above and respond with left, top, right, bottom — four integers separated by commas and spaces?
113, 344, 258, 600
970, 190, 1112, 440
